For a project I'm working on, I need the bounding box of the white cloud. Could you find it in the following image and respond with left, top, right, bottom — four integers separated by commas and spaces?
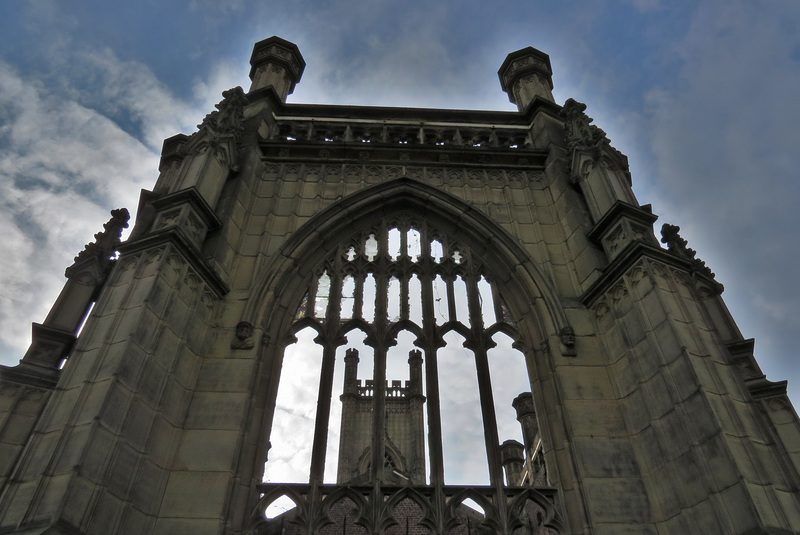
0, 56, 186, 366
642, 0, 800, 395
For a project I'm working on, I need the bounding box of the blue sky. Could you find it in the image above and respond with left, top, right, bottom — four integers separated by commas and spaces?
1, 0, 799, 424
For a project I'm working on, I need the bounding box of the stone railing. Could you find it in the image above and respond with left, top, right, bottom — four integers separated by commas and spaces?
248, 482, 563, 534
265, 118, 533, 151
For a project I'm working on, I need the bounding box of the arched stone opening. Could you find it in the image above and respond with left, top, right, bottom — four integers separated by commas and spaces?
241, 177, 569, 530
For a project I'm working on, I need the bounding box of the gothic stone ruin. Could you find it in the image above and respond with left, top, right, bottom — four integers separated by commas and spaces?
1, 36, 799, 535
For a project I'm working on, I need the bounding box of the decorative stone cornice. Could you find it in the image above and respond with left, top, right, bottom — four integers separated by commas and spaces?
660, 223, 719, 286
198, 86, 248, 139
65, 208, 129, 279
587, 202, 658, 243
561, 98, 630, 183
118, 227, 229, 298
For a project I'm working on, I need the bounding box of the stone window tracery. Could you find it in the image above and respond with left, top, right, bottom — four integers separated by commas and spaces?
269, 215, 542, 488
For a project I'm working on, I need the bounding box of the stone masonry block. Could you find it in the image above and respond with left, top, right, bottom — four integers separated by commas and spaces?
574, 436, 640, 478
85, 380, 119, 428
59, 474, 95, 527
123, 397, 156, 452
53, 424, 91, 475
630, 425, 667, 474
716, 482, 762, 532
154, 518, 222, 535
118, 506, 156, 535
584, 477, 653, 523
86, 489, 124, 535
161, 379, 191, 426
565, 400, 626, 437
196, 360, 255, 392
621, 389, 652, 436
82, 424, 115, 482
683, 392, 723, 442
185, 392, 249, 430
174, 430, 240, 471
641, 468, 681, 522
130, 458, 167, 515
160, 471, 231, 518
609, 354, 638, 398
696, 434, 740, 490
654, 410, 692, 461
148, 416, 181, 468
107, 441, 140, 499
640, 372, 675, 421
557, 365, 613, 400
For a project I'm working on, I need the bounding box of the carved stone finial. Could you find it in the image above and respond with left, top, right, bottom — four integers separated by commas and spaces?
498, 46, 554, 109
65, 208, 130, 278
231, 321, 255, 350
559, 326, 577, 357
198, 87, 247, 138
660, 223, 718, 282
249, 36, 305, 100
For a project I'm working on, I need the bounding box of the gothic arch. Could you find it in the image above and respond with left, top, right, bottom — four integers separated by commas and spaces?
239, 175, 573, 517
244, 176, 567, 347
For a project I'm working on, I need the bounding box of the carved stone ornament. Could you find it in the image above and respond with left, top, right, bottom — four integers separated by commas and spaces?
198, 86, 247, 139
559, 326, 577, 357
660, 223, 720, 284
65, 208, 130, 278
231, 321, 255, 350
560, 98, 629, 168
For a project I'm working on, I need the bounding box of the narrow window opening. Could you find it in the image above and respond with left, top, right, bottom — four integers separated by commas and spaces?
365, 234, 378, 261
340, 276, 355, 320
407, 228, 422, 262
387, 276, 401, 322
430, 239, 444, 263
326, 328, 372, 483
265, 327, 322, 483
409, 274, 423, 326
433, 275, 449, 326
487, 332, 529, 447
314, 271, 331, 318
453, 276, 470, 327
345, 246, 357, 262
388, 228, 402, 261
439, 331, 488, 485
477, 276, 496, 326
452, 250, 463, 264
363, 273, 376, 323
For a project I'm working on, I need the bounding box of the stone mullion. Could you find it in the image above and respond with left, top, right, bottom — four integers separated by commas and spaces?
325, 271, 343, 324
445, 275, 457, 323
370, 225, 389, 484
400, 270, 410, 321
353, 273, 365, 320
308, 342, 337, 484
465, 275, 505, 512
420, 263, 444, 486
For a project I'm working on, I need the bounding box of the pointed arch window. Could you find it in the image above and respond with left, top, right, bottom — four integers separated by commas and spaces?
268, 215, 544, 489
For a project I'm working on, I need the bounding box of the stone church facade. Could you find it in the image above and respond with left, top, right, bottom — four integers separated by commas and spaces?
1, 36, 799, 534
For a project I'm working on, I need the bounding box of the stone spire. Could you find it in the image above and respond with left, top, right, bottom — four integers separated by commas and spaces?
498, 46, 554, 110
249, 36, 305, 101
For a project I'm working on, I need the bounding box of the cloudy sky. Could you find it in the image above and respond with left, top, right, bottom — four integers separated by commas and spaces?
1, 0, 799, 480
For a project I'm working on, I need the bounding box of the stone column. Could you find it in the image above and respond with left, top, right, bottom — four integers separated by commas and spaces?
512, 392, 538, 455
500, 440, 526, 486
